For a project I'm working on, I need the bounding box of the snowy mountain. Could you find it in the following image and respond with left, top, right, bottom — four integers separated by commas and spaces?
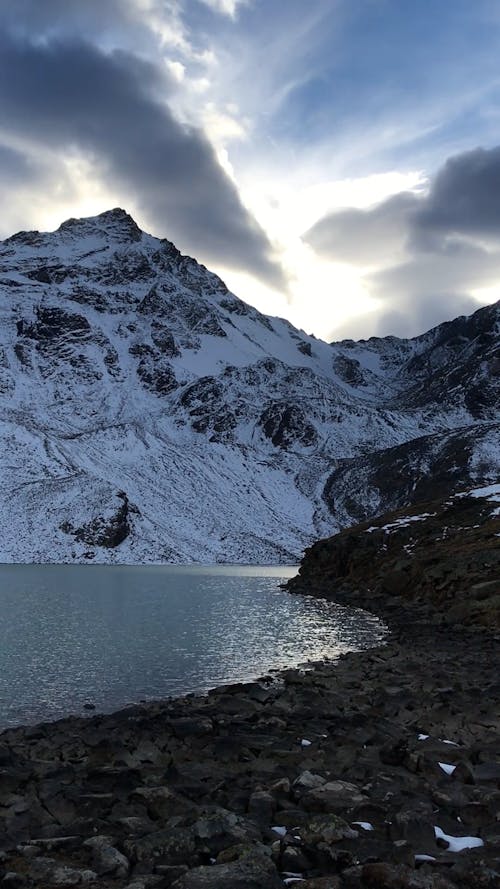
0, 208, 498, 563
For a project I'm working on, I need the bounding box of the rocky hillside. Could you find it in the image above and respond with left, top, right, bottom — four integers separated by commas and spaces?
0, 209, 498, 562
288, 484, 500, 629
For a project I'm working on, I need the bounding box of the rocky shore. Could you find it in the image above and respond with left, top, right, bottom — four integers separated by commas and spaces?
0, 490, 499, 888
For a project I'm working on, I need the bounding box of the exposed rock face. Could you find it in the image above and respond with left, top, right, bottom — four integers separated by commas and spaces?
259, 402, 318, 450
60, 491, 137, 549
0, 207, 498, 563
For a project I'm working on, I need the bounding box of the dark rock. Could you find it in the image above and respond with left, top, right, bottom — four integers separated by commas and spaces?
259, 402, 317, 450
169, 846, 281, 888
61, 490, 135, 548
137, 354, 178, 395
300, 878, 341, 888
247, 790, 276, 822
1, 876, 27, 888
333, 354, 367, 386
28, 857, 97, 886
300, 814, 358, 846
302, 780, 368, 813
361, 861, 456, 887
84, 835, 130, 877
389, 808, 436, 853
170, 717, 213, 739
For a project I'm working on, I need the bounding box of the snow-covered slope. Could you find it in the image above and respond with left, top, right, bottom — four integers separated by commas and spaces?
0, 208, 498, 563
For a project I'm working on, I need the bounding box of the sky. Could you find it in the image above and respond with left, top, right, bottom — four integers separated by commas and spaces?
1, 0, 500, 341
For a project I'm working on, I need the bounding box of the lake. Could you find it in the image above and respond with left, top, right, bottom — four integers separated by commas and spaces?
0, 564, 386, 728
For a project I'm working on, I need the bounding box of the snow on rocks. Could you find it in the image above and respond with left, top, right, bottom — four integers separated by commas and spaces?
434, 825, 484, 852
366, 513, 437, 534
438, 762, 457, 775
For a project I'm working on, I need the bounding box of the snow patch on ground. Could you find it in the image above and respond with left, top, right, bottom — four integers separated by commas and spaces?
434, 825, 484, 852
366, 513, 437, 534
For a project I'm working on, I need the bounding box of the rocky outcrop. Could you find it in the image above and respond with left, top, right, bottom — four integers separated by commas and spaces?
259, 402, 318, 450
289, 486, 500, 629
60, 492, 137, 549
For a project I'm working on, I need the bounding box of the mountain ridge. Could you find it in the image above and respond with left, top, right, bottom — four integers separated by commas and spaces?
0, 209, 498, 563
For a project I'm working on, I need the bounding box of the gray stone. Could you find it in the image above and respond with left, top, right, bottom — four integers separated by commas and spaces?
293, 771, 326, 795
302, 780, 368, 813
124, 826, 197, 866
131, 786, 192, 819
300, 814, 359, 846
170, 846, 282, 888
389, 810, 436, 854
1, 875, 27, 888
248, 790, 276, 822
29, 856, 98, 886
84, 835, 130, 878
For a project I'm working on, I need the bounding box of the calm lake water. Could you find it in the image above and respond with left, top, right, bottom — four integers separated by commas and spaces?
0, 564, 386, 728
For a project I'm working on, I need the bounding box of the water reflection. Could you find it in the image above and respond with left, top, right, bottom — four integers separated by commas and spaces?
0, 564, 386, 728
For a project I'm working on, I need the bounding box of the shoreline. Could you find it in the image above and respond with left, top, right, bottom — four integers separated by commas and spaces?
0, 577, 498, 887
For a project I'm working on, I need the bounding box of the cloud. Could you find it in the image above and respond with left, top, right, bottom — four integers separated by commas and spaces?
0, 144, 41, 184
198, 0, 249, 17
305, 145, 500, 338
0, 31, 285, 289
306, 192, 419, 267
413, 146, 500, 247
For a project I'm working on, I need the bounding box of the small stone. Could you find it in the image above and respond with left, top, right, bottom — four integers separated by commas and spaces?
84, 835, 130, 878
452, 760, 475, 784
302, 780, 367, 813
248, 790, 276, 822
391, 839, 414, 866
301, 814, 358, 846
2, 875, 27, 888
293, 771, 326, 795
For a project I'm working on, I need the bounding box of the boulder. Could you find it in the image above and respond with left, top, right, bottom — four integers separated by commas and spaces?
170, 846, 282, 888
83, 835, 129, 878
302, 780, 368, 813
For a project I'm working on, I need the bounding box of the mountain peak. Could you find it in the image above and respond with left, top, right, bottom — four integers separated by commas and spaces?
57, 207, 143, 242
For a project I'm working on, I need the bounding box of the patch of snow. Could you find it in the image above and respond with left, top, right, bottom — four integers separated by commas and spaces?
438, 762, 456, 775
272, 826, 287, 837
366, 513, 437, 534
434, 826, 484, 852
300, 739, 312, 747
352, 821, 374, 831
466, 483, 500, 500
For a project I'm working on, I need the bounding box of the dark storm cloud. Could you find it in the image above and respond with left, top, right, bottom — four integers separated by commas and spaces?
305, 146, 500, 338
413, 146, 500, 248
0, 144, 41, 183
0, 0, 143, 39
0, 32, 285, 289
306, 192, 418, 266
